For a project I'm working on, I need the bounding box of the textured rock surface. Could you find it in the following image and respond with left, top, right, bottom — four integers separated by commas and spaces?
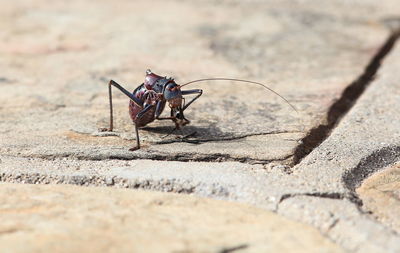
4, 26, 400, 252
1, 0, 400, 252
0, 183, 343, 253
357, 163, 400, 234
277, 29, 400, 252
0, 0, 397, 163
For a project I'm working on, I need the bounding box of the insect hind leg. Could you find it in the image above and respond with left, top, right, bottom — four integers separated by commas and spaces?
129, 123, 141, 151
100, 80, 144, 132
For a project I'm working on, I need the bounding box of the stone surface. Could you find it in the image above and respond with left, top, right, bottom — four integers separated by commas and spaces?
0, 0, 397, 163
290, 31, 400, 195
276, 27, 400, 252
357, 163, 400, 234
278, 196, 400, 253
1, 0, 400, 252
0, 183, 343, 253
3, 19, 400, 251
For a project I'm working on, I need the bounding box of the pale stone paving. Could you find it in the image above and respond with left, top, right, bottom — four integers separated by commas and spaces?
0, 0, 400, 252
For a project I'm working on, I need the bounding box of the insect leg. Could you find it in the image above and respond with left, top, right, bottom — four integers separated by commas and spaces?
136, 103, 154, 120
129, 104, 154, 151
181, 89, 203, 111
103, 80, 144, 131
129, 123, 141, 151
154, 100, 172, 120
154, 100, 180, 122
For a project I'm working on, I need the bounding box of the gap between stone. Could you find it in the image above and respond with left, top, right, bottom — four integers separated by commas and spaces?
293, 29, 400, 165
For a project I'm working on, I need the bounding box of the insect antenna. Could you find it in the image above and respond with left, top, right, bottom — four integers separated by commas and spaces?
179, 78, 299, 114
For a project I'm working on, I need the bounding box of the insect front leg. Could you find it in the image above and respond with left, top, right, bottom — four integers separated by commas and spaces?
162, 89, 201, 134
181, 89, 203, 111
100, 80, 143, 131
171, 88, 202, 128
154, 100, 173, 120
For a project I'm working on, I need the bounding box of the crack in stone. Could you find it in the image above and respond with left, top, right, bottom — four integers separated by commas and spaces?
16, 148, 294, 165
276, 190, 379, 221
219, 244, 249, 253
293, 29, 400, 165
0, 172, 232, 197
278, 191, 363, 207
278, 192, 345, 204
326, 218, 339, 233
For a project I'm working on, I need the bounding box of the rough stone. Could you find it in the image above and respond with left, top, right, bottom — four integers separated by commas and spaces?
290, 31, 400, 195
278, 196, 400, 253
275, 26, 400, 252
0, 183, 343, 253
0, 0, 398, 163
357, 163, 400, 234
0, 1, 400, 252
0, 156, 283, 210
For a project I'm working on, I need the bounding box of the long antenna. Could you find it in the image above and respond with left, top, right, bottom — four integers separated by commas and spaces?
180, 78, 299, 114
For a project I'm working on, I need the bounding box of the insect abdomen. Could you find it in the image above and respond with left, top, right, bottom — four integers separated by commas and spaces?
129, 100, 155, 127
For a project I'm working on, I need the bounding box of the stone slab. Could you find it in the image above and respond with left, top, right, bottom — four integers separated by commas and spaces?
4, 18, 400, 251
0, 156, 287, 210
0, 183, 343, 253
1, 1, 400, 252
0, 0, 397, 163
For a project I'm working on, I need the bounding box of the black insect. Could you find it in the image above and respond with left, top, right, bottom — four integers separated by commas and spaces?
101, 69, 297, 151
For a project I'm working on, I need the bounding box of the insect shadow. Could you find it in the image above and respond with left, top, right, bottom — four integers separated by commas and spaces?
141, 123, 228, 141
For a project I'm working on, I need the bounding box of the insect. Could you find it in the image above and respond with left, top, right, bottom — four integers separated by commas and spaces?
101, 69, 298, 151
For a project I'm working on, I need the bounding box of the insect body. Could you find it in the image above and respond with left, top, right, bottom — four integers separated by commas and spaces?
102, 69, 298, 151
102, 69, 202, 151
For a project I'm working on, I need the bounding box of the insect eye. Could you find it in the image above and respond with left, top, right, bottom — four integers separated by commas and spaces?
166, 83, 175, 91
176, 111, 183, 119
